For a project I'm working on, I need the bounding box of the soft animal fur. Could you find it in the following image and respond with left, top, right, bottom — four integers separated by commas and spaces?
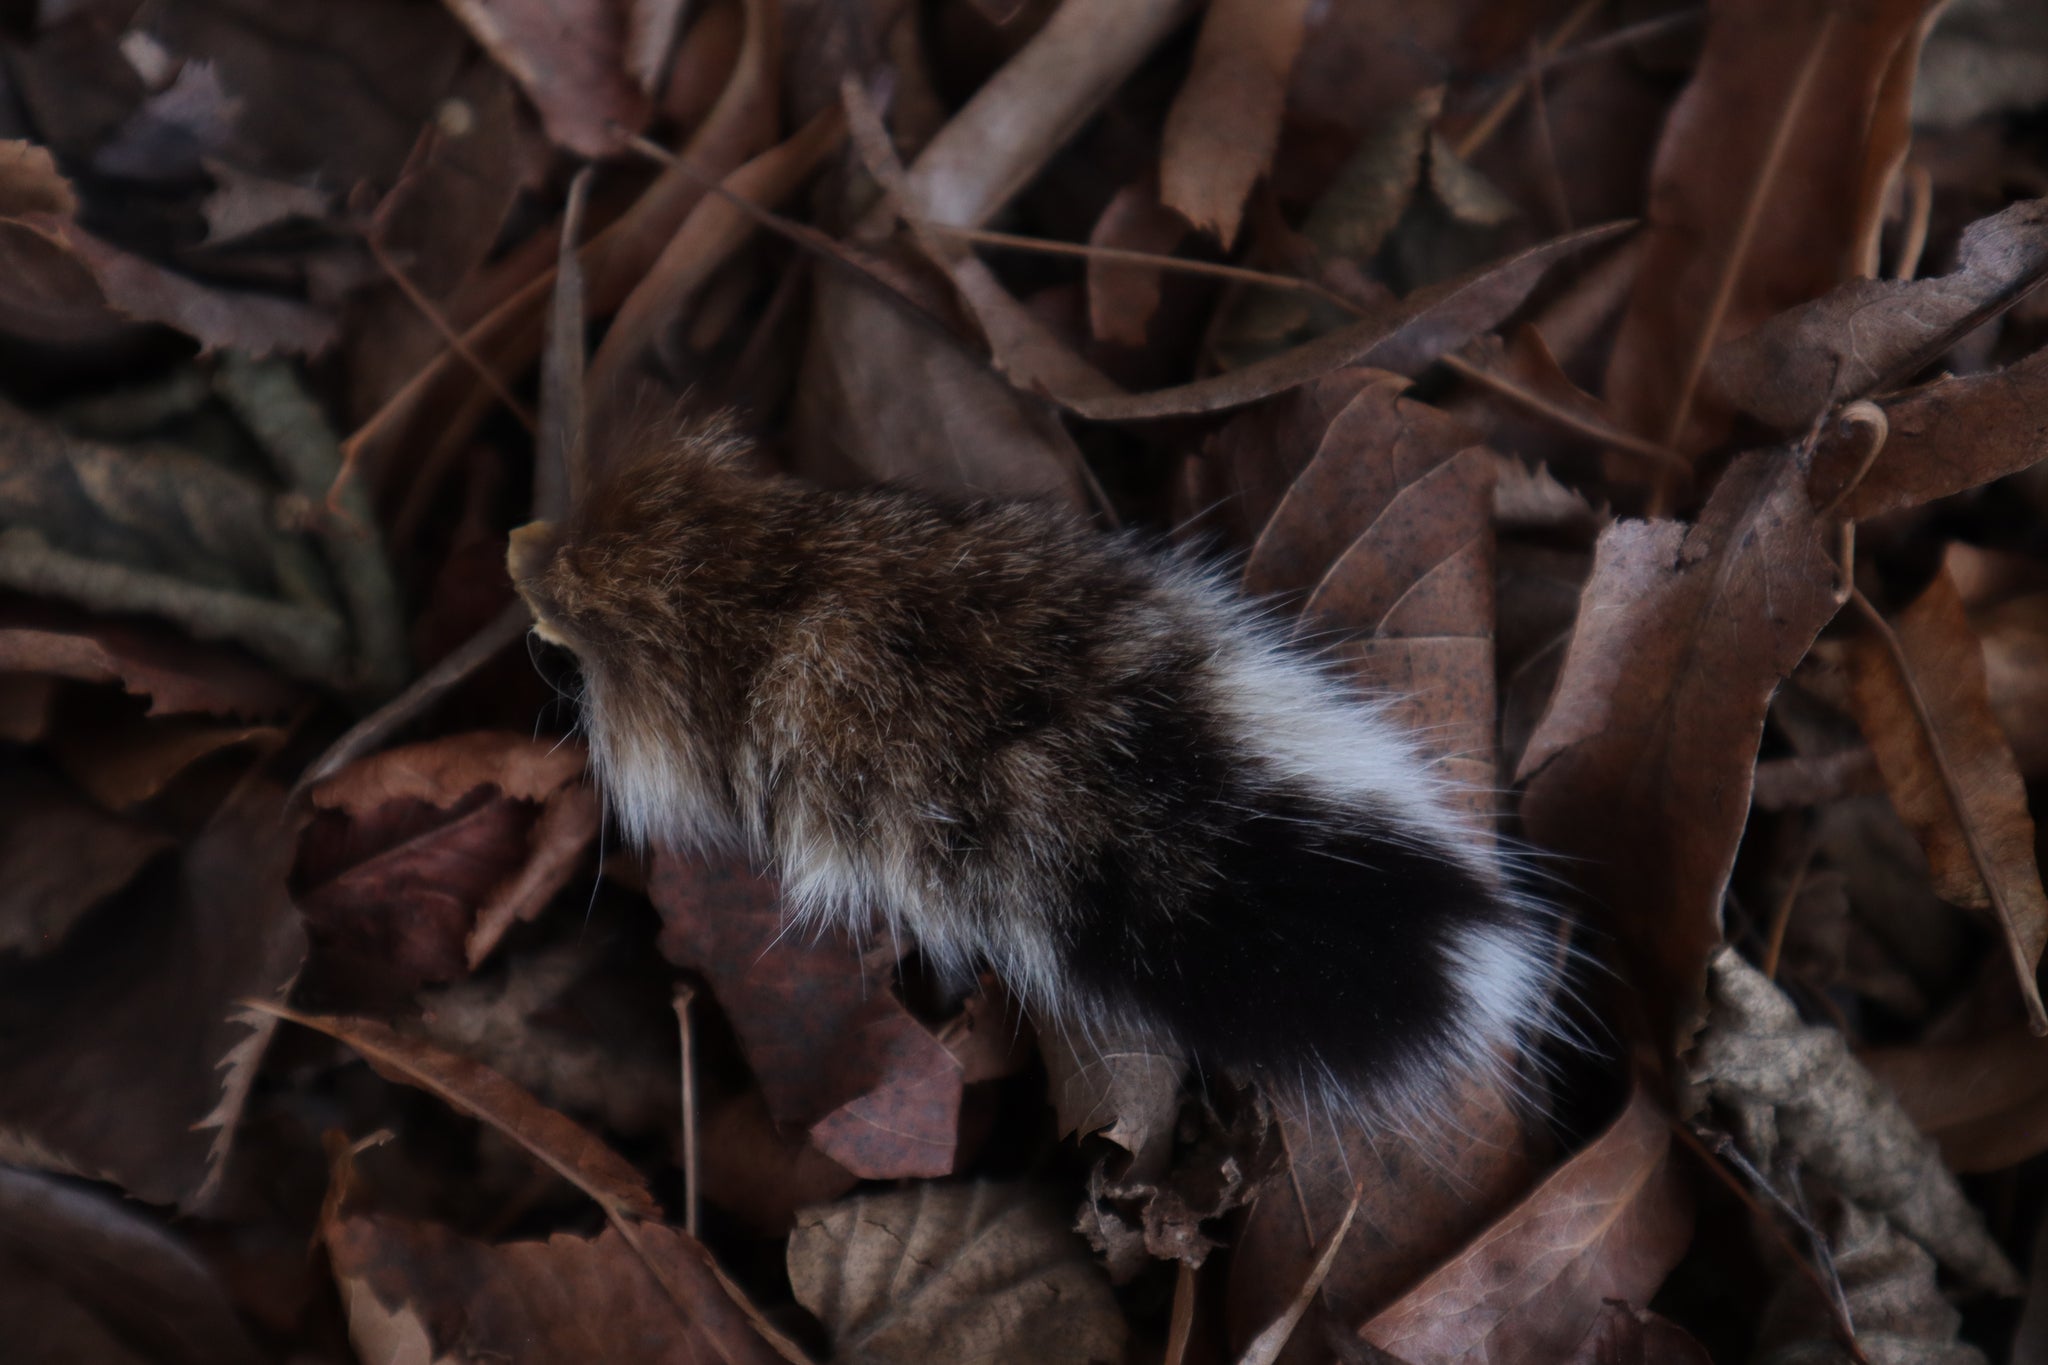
508, 416, 1562, 1122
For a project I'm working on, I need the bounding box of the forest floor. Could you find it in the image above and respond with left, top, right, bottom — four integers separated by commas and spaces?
6, 1, 2048, 1362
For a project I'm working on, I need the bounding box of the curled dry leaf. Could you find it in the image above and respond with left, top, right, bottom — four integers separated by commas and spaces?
0, 780, 304, 1210
1518, 448, 1839, 1053
789, 1182, 1128, 1365
0, 1165, 267, 1365
1604, 0, 1941, 451
1829, 566, 2048, 1026
1690, 947, 2021, 1294
439, 0, 653, 157
1713, 196, 2048, 431
1158, 0, 1312, 250
328, 1212, 788, 1365
649, 850, 964, 1179
297, 730, 600, 981
1359, 1085, 1692, 1365
1812, 344, 2048, 523
1755, 1197, 1987, 1365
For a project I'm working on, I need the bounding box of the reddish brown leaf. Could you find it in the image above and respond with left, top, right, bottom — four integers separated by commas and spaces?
1604, 0, 1941, 450
648, 850, 964, 1179
327, 1212, 787, 1365
1359, 1086, 1693, 1364
50, 710, 282, 812
698, 1090, 859, 1235
1157, 0, 1312, 250
1713, 196, 2048, 430
1518, 449, 1839, 1052
439, 0, 653, 157
296, 731, 600, 981
253, 1002, 662, 1222
0, 781, 304, 1209
1834, 567, 2048, 1024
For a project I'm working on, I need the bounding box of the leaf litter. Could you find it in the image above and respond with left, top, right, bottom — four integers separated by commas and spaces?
12, 1, 2048, 1362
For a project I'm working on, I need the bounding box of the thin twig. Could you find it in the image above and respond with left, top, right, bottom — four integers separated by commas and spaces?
289, 599, 532, 800
673, 985, 701, 1240
537, 166, 594, 522
1654, 12, 1838, 510
1846, 587, 2048, 1033
910, 219, 1371, 315
1235, 1181, 1363, 1365
1672, 1122, 1870, 1364
1453, 0, 1605, 160
1894, 163, 1933, 282
1164, 1261, 1198, 1365
366, 235, 537, 434
1762, 825, 1821, 980
1437, 349, 1691, 478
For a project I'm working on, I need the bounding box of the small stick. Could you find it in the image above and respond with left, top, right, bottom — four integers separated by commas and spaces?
1235, 1181, 1362, 1365
674, 984, 701, 1239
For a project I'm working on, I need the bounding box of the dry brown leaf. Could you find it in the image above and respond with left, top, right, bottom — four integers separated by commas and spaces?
440, 0, 653, 157
1604, 0, 1942, 451
328, 1212, 787, 1365
1691, 947, 2021, 1294
1812, 343, 2048, 522
789, 1182, 1129, 1365
1518, 449, 1839, 1053
1863, 1028, 2048, 1172
587, 102, 847, 412
1359, 1085, 1692, 1365
0, 780, 304, 1210
649, 850, 964, 1179
252, 1002, 663, 1222
1562, 1302, 1712, 1365
1974, 589, 2048, 779
417, 939, 680, 1139
1242, 372, 1464, 599
1831, 566, 2048, 1026
0, 759, 171, 958
297, 732, 600, 982
1299, 88, 1440, 264
48, 710, 281, 812
1229, 1077, 1537, 1361
896, 0, 1191, 233
1158, 0, 1311, 250
1087, 177, 1188, 347
1713, 196, 2048, 431
1063, 223, 1630, 421
0, 1165, 267, 1365
699, 1090, 860, 1235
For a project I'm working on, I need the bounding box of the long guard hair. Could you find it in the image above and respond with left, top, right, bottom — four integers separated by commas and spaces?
508, 414, 1567, 1127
